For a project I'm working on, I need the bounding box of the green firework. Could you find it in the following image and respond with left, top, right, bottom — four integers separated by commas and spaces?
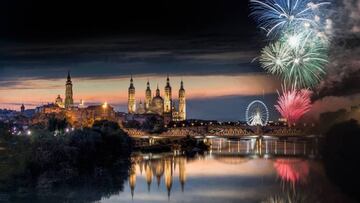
260, 30, 329, 89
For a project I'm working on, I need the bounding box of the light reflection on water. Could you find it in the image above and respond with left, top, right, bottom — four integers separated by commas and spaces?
101, 138, 353, 203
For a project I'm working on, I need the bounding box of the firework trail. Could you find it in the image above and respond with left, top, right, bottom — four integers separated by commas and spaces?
275, 87, 312, 126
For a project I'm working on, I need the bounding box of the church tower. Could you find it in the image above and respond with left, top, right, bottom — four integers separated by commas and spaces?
64, 71, 74, 108
145, 80, 152, 111
178, 80, 186, 121
164, 75, 172, 113
128, 76, 136, 114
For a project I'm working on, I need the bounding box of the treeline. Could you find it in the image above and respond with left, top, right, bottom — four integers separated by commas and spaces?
0, 120, 132, 202
123, 115, 165, 133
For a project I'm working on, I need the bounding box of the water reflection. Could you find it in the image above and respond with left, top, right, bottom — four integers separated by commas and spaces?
129, 154, 188, 200
207, 137, 319, 158
105, 138, 354, 203
1, 137, 352, 203
274, 159, 309, 186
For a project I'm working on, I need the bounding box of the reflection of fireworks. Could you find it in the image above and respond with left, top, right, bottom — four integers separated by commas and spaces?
249, 0, 331, 37
274, 159, 309, 185
275, 87, 312, 126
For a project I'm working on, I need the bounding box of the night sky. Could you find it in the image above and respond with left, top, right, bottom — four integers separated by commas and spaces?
0, 0, 359, 121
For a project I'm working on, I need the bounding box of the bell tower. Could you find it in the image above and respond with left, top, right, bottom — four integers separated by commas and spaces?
164, 75, 172, 113
64, 71, 74, 108
128, 76, 136, 114
178, 80, 186, 121
145, 80, 152, 111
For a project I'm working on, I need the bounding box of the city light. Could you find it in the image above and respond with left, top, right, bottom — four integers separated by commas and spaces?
102, 101, 108, 109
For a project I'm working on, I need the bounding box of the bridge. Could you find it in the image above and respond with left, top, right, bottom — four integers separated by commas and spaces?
125, 125, 309, 138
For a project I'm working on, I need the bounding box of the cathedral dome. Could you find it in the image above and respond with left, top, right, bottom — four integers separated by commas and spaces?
151, 95, 164, 115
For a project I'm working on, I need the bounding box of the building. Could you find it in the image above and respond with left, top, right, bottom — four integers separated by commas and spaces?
33, 72, 118, 128
64, 71, 74, 108
127, 76, 186, 121
55, 95, 65, 108
128, 76, 136, 114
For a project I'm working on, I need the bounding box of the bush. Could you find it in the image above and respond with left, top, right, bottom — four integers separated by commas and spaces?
0, 120, 132, 197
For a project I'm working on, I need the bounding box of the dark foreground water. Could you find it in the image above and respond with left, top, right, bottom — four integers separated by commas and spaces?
0, 138, 356, 203
100, 138, 355, 203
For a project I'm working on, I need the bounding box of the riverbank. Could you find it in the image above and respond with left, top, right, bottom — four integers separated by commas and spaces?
133, 135, 210, 155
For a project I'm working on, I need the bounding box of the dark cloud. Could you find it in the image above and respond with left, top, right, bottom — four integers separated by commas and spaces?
314, 0, 360, 99
0, 35, 263, 80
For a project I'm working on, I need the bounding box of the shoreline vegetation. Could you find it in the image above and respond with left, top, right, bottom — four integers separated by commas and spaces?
0, 120, 210, 202
0, 120, 133, 202
133, 135, 210, 155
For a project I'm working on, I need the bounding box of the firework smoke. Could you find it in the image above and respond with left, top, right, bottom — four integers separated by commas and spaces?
275, 87, 312, 126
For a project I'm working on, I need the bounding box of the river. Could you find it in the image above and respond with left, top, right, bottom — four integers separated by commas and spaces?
100, 138, 355, 203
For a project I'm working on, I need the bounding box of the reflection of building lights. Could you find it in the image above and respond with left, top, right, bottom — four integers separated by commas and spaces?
26, 130, 32, 136
65, 128, 70, 133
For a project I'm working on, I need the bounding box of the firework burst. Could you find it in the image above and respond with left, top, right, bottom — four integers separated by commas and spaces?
260, 29, 328, 88
249, 0, 331, 37
284, 41, 328, 88
275, 87, 312, 126
260, 41, 292, 75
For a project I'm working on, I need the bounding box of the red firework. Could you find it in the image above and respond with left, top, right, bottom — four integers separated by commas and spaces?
275, 87, 312, 126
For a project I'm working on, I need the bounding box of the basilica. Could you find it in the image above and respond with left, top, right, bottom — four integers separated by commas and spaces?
128, 76, 186, 121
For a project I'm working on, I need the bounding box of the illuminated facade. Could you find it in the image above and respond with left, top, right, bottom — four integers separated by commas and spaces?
55, 95, 64, 108
127, 76, 186, 121
64, 71, 74, 108
178, 80, 186, 121
34, 72, 117, 128
128, 76, 136, 114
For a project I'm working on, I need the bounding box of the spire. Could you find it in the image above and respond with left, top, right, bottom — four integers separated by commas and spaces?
67, 71, 71, 82
129, 75, 135, 89
156, 84, 160, 96
146, 79, 151, 90
165, 74, 171, 87
180, 80, 184, 90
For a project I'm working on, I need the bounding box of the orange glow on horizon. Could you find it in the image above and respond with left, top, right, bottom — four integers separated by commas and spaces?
0, 74, 280, 110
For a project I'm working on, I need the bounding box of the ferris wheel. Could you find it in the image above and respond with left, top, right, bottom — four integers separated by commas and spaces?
246, 100, 269, 126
